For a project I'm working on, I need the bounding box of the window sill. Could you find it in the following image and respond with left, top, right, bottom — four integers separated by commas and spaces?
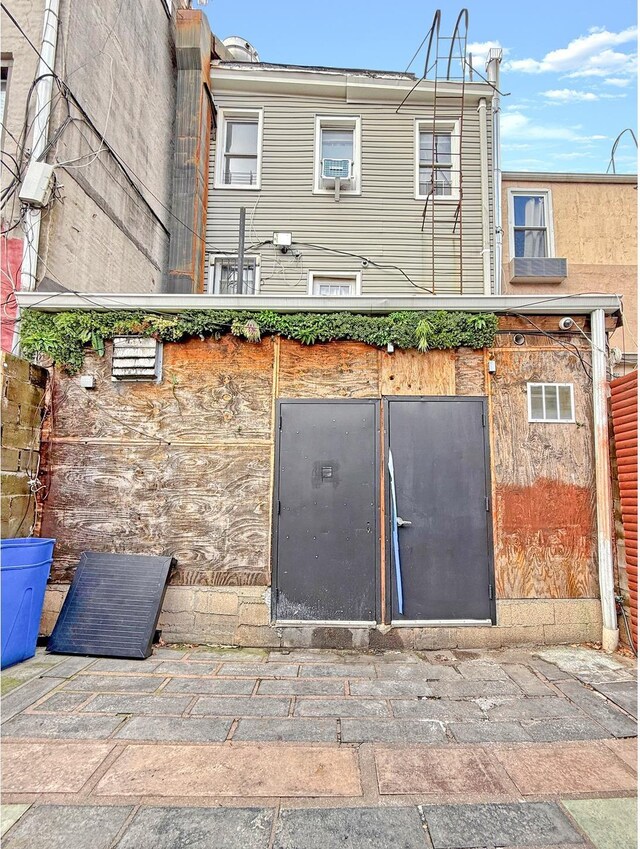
312, 188, 361, 196
213, 183, 262, 191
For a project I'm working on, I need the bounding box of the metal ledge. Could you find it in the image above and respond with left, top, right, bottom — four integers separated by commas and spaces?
16, 292, 622, 317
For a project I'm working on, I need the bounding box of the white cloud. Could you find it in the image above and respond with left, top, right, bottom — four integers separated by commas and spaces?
605, 76, 634, 86
543, 88, 599, 102
501, 111, 610, 143
504, 26, 637, 79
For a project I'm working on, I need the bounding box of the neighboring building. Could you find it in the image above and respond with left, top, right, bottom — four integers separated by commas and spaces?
501, 172, 637, 375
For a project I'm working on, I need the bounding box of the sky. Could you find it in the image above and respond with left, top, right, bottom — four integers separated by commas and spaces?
205, 0, 638, 174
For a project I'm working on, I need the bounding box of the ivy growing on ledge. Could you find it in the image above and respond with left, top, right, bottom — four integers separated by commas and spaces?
20, 309, 498, 374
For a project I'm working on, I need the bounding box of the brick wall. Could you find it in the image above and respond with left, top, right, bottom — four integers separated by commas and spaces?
1, 352, 47, 537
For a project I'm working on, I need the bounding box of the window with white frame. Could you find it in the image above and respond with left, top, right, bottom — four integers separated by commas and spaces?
415, 120, 459, 199
1, 59, 12, 134
209, 256, 260, 295
509, 190, 553, 258
309, 272, 360, 296
215, 108, 263, 189
314, 116, 361, 193
527, 383, 574, 423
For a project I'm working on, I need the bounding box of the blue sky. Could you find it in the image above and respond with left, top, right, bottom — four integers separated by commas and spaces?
206, 0, 637, 173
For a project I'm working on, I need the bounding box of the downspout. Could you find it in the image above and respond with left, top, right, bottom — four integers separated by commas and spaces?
486, 49, 502, 294
477, 97, 491, 295
20, 0, 60, 294
592, 308, 619, 652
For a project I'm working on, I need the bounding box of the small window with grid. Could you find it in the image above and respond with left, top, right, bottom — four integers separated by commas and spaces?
527, 383, 575, 423
209, 256, 259, 295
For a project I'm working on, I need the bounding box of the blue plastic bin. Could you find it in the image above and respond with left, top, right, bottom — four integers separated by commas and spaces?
1, 538, 55, 669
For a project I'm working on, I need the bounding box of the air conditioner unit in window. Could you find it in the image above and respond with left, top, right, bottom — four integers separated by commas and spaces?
321, 158, 352, 181
509, 257, 568, 284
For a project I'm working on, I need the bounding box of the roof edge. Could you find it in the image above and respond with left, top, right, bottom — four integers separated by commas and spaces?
503, 171, 637, 184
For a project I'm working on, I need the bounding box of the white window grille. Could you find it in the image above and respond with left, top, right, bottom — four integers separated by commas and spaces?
209, 256, 260, 295
415, 120, 460, 200
527, 383, 575, 423
309, 272, 360, 296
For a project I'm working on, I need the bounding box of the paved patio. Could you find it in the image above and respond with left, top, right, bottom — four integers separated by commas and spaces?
1, 644, 637, 847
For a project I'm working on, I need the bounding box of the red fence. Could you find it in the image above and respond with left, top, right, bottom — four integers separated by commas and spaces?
611, 370, 638, 647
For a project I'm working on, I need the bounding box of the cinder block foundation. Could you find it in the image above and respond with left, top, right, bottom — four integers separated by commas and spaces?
40, 586, 602, 649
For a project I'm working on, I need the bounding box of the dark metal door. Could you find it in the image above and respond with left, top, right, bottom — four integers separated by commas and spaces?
387, 398, 494, 622
274, 401, 378, 622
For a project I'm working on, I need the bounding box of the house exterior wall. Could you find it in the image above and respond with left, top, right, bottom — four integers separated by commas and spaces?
501, 174, 637, 369
207, 66, 494, 296
37, 325, 602, 648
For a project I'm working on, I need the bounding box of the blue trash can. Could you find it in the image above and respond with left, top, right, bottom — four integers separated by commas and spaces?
1, 538, 55, 669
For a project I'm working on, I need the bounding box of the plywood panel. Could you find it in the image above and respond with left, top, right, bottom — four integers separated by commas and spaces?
41, 442, 271, 586
380, 349, 456, 396
278, 339, 379, 398
455, 348, 486, 395
490, 348, 598, 598
52, 336, 275, 442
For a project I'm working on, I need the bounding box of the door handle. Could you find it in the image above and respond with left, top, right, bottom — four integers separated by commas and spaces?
396, 517, 412, 527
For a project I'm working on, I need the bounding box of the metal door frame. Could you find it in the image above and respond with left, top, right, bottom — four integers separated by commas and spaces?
383, 396, 496, 626
272, 398, 382, 625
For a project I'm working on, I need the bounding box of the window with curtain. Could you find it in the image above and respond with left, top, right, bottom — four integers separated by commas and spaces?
513, 194, 549, 258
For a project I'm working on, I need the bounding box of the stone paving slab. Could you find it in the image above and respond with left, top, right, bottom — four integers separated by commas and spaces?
428, 679, 521, 698
2, 742, 114, 793
192, 696, 291, 717
494, 743, 638, 795
449, 721, 532, 744
556, 681, 638, 737
0, 805, 30, 837
456, 661, 511, 681
164, 677, 256, 695
299, 663, 377, 678
294, 698, 388, 717
488, 696, 580, 721
116, 807, 273, 849
233, 718, 338, 742
522, 717, 612, 742
40, 657, 96, 678
561, 797, 638, 849
2, 804, 132, 849
376, 746, 510, 796
503, 664, 555, 696
114, 716, 233, 742
1, 713, 124, 740
375, 663, 460, 681
340, 719, 446, 744
81, 693, 193, 715
591, 681, 638, 718
421, 802, 583, 848
152, 661, 220, 676
391, 698, 483, 721
273, 807, 427, 849
64, 674, 164, 693
88, 658, 162, 673
31, 691, 90, 712
257, 678, 345, 695
0, 677, 66, 723
348, 679, 434, 697
94, 744, 361, 797
601, 737, 637, 770
217, 663, 300, 678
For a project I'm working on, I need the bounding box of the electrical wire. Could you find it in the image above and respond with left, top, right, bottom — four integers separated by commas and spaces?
510, 313, 593, 380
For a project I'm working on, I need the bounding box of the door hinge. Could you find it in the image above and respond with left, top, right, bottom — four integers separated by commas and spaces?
279, 415, 282, 430
481, 411, 486, 427
488, 583, 494, 600
485, 496, 490, 512
277, 501, 281, 515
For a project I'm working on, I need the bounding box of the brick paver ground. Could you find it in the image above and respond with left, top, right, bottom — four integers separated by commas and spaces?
1, 644, 637, 847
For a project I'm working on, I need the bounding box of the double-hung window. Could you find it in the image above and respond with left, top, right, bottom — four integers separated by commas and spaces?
314, 116, 361, 194
415, 120, 459, 200
308, 272, 360, 296
510, 191, 553, 258
208, 256, 260, 295
215, 108, 263, 189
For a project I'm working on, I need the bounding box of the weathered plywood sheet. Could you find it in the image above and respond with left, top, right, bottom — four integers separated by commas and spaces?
455, 348, 486, 395
490, 348, 598, 599
41, 442, 271, 586
380, 349, 456, 396
278, 340, 379, 398
52, 336, 275, 442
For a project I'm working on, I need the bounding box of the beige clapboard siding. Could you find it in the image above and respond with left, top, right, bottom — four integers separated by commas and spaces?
206, 89, 493, 295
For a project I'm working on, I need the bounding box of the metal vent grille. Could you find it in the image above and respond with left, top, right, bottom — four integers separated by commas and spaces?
112, 336, 161, 381
510, 257, 568, 283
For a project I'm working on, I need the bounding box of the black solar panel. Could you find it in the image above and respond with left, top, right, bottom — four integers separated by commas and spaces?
47, 552, 174, 659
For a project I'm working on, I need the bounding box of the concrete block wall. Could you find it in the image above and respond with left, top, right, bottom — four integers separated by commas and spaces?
1, 352, 47, 537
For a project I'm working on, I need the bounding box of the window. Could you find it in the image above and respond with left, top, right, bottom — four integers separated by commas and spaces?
215, 108, 263, 190
415, 120, 459, 200
308, 272, 360, 296
509, 190, 554, 258
527, 383, 575, 423
314, 116, 361, 194
209, 256, 260, 295
1, 58, 12, 138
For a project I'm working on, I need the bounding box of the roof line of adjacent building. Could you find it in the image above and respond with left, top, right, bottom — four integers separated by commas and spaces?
215, 60, 418, 80
503, 171, 637, 184
15, 292, 622, 317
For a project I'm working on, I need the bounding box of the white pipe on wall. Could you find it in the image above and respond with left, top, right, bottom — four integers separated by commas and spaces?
20, 0, 60, 294
591, 308, 619, 652
486, 50, 502, 295
477, 97, 492, 296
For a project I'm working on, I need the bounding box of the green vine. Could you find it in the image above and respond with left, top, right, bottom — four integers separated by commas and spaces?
20, 309, 498, 374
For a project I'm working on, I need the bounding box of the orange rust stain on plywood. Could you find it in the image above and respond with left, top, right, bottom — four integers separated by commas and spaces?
278, 339, 379, 398
380, 349, 456, 396
494, 478, 598, 599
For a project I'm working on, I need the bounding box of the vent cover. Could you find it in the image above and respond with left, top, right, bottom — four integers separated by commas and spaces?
112, 336, 161, 381
321, 158, 352, 180
47, 551, 174, 659
509, 257, 568, 283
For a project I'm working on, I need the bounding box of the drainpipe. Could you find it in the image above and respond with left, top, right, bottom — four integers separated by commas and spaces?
486, 49, 502, 295
592, 308, 619, 652
20, 0, 60, 295
477, 97, 491, 296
